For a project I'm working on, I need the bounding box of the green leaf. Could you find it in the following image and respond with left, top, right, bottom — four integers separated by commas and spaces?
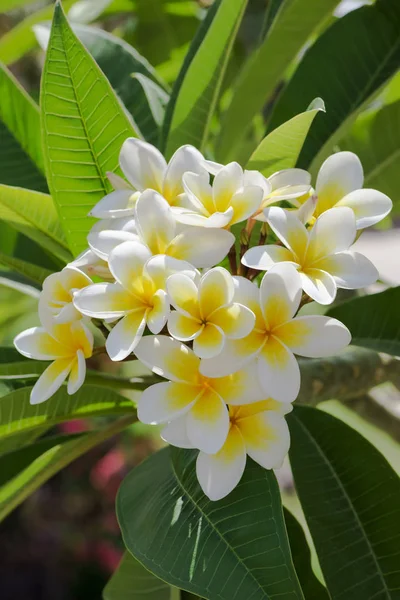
0, 384, 135, 445
117, 447, 304, 600
103, 551, 172, 600
267, 0, 400, 173
0, 0, 41, 12
0, 415, 135, 522
0, 62, 47, 191
216, 0, 340, 163
0, 184, 71, 262
163, 0, 248, 158
0, 252, 53, 286
40, 2, 138, 256
288, 405, 400, 600
327, 287, 400, 356
0, 347, 47, 377
284, 508, 329, 600
340, 100, 400, 211
246, 100, 325, 177
34, 22, 168, 145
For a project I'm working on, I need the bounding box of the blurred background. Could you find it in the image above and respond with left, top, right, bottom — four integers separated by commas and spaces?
0, 0, 399, 598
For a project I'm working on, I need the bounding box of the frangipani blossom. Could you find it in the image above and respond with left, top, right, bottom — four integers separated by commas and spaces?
14, 321, 93, 405
162, 400, 291, 501
175, 162, 264, 228
69, 249, 112, 280
167, 267, 255, 358
89, 139, 207, 219
313, 151, 392, 229
200, 264, 351, 403
242, 206, 379, 304
88, 216, 138, 261
135, 336, 265, 454
39, 266, 92, 327
74, 241, 196, 361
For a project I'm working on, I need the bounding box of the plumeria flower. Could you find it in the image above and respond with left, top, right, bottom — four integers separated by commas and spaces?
167, 267, 255, 358
89, 139, 207, 219
39, 266, 92, 327
88, 216, 138, 261
242, 206, 379, 304
69, 249, 113, 280
162, 399, 291, 501
312, 151, 392, 228
135, 336, 266, 454
14, 321, 93, 405
73, 241, 197, 361
89, 190, 235, 267
200, 264, 351, 403
174, 163, 264, 228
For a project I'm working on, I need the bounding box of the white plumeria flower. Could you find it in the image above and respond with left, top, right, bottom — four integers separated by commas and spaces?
135, 335, 266, 454
73, 241, 197, 361
313, 151, 392, 229
88, 216, 138, 261
200, 264, 351, 403
14, 321, 93, 405
90, 189, 234, 267
167, 267, 255, 359
69, 249, 113, 280
242, 206, 379, 304
89, 139, 207, 219
175, 162, 264, 228
39, 266, 92, 327
162, 399, 291, 501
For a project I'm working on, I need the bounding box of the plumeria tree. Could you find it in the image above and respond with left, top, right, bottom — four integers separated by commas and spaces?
1, 0, 400, 599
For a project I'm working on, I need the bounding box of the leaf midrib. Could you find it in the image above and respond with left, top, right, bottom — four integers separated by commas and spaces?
292, 413, 391, 599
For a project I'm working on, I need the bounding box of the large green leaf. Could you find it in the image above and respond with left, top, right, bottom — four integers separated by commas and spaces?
341, 100, 400, 211
327, 287, 400, 356
0, 347, 47, 377
118, 447, 304, 600
40, 3, 138, 256
246, 101, 324, 177
0, 384, 135, 445
0, 0, 40, 11
0, 415, 135, 522
216, 0, 340, 163
103, 552, 172, 600
0, 252, 53, 286
34, 22, 168, 145
267, 0, 400, 173
0, 184, 71, 262
0, 62, 47, 191
163, 0, 248, 158
288, 405, 400, 600
284, 508, 329, 600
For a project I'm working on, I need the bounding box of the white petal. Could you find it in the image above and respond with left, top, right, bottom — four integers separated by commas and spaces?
106, 309, 147, 361
193, 324, 225, 359
196, 427, 246, 500
211, 303, 256, 339
106, 171, 132, 191
67, 349, 86, 394
74, 283, 135, 318
147, 289, 169, 333
108, 241, 151, 290
135, 190, 175, 254
161, 417, 194, 449
337, 188, 392, 229
275, 315, 351, 357
167, 311, 201, 341
257, 340, 300, 403
230, 186, 264, 224
268, 168, 311, 191
213, 162, 243, 211
200, 334, 264, 378
54, 303, 81, 324
174, 209, 233, 228
119, 138, 167, 192
199, 266, 234, 318
182, 170, 213, 213
187, 388, 230, 453
306, 207, 356, 263
244, 412, 290, 470
88, 217, 138, 260
163, 145, 207, 204
204, 159, 223, 176
211, 361, 265, 405
265, 206, 308, 262
166, 273, 200, 318
300, 269, 337, 305
316, 251, 378, 289
242, 245, 297, 271
89, 190, 139, 219
168, 227, 234, 268
244, 170, 272, 198
295, 194, 317, 224
14, 327, 68, 360
138, 381, 199, 424
30, 358, 74, 405
69, 249, 111, 280
135, 335, 200, 383
316, 151, 363, 208
145, 254, 198, 292
260, 264, 302, 328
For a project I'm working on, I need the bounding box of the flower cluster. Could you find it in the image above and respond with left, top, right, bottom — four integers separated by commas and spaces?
15, 139, 392, 500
